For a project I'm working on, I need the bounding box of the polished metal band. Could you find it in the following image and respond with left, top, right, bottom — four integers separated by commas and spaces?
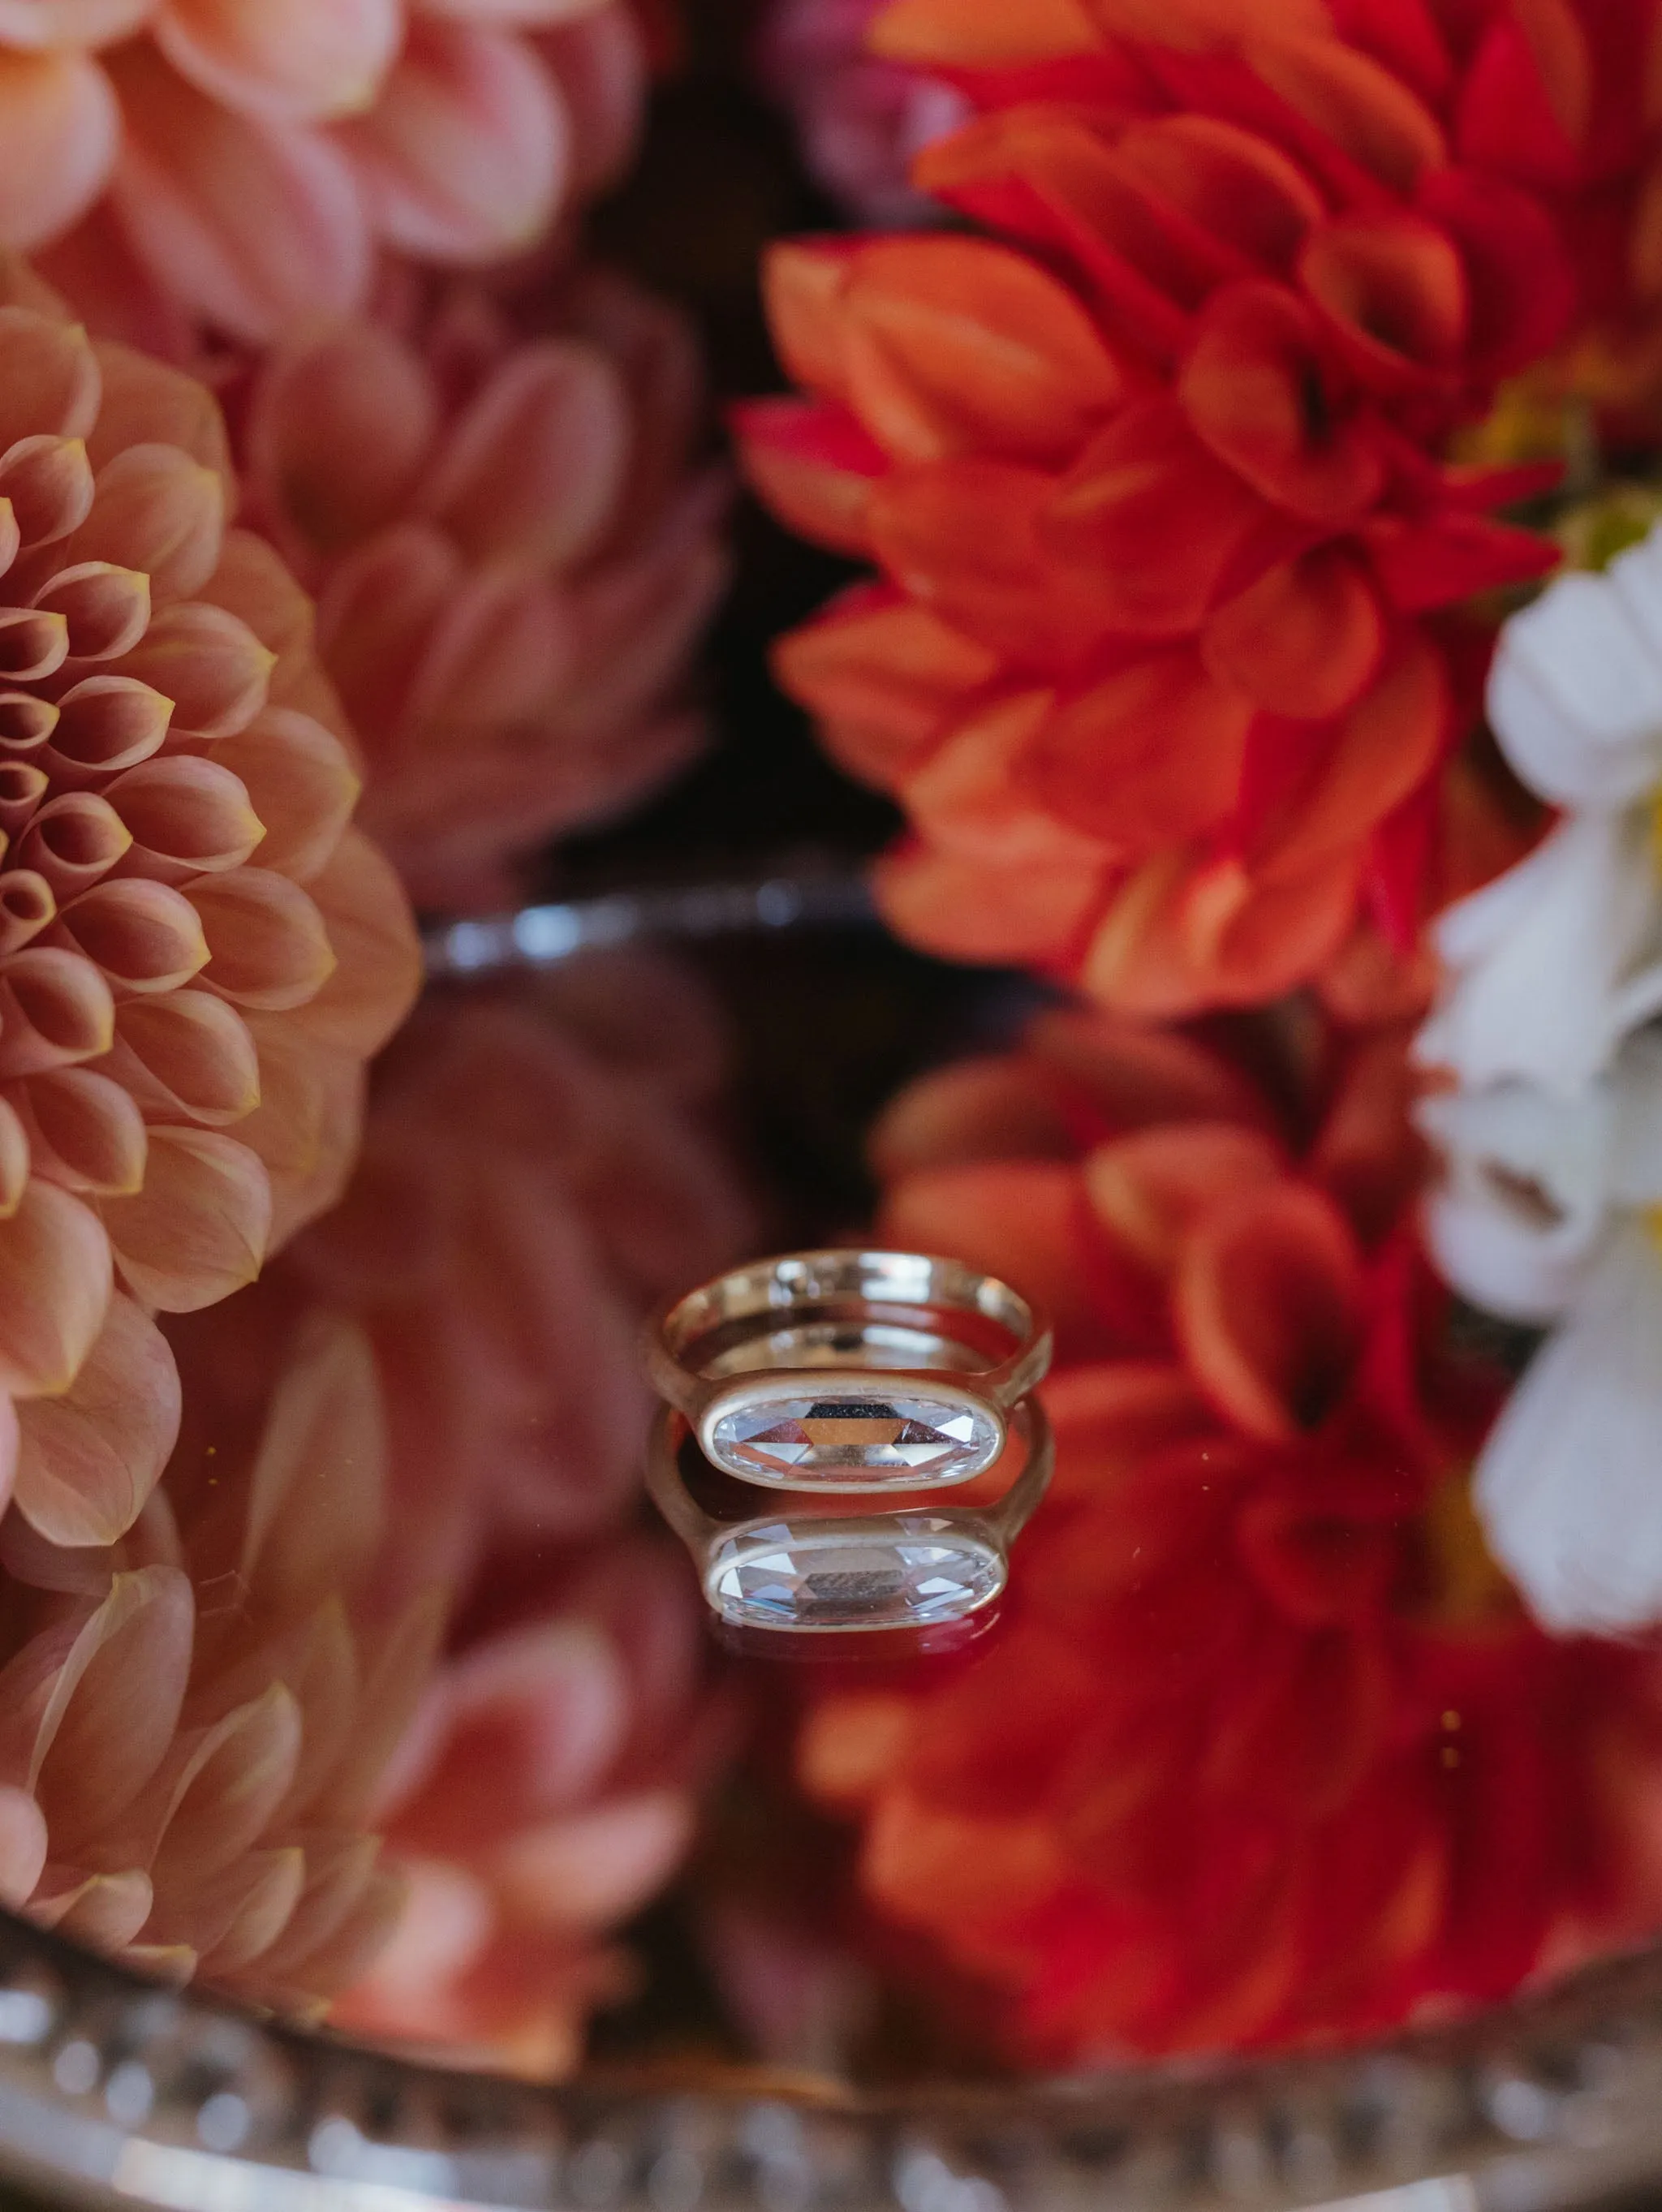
645, 1250, 1053, 1492
646, 1396, 1054, 1636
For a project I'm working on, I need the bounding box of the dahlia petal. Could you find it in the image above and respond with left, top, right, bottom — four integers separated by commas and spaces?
1177, 1183, 1366, 1438
1454, 2, 1587, 187
121, 603, 273, 742
906, 690, 1115, 867
153, 0, 401, 125
871, 457, 1117, 663
773, 589, 997, 789
1027, 648, 1253, 853
1178, 282, 1382, 524
33, 560, 150, 661
235, 1013, 361, 1245
1109, 114, 1322, 275
57, 442, 223, 606
869, 0, 1099, 64
35, 1868, 152, 1947
1083, 1122, 1285, 1273
312, 522, 458, 751
322, 1587, 448, 1824
1203, 547, 1382, 719
155, 1845, 305, 1973
1416, 167, 1573, 381
97, 1125, 269, 1310
269, 1861, 404, 1999
17, 1064, 146, 1193
1363, 512, 1557, 613
0, 0, 150, 49
245, 325, 438, 561
104, 45, 371, 345
53, 876, 209, 993
762, 240, 859, 401
1474, 1225, 1662, 1633
43, 675, 174, 784
105, 755, 265, 882
333, 19, 568, 264
31, 1564, 192, 1848
0, 945, 114, 1077
0, 1095, 30, 1214
1298, 214, 1466, 394
421, 340, 630, 570
239, 1310, 383, 1612
103, 989, 260, 1126
149, 1685, 304, 1885
246, 1831, 379, 1983
187, 868, 334, 1011
284, 827, 419, 1057
209, 709, 357, 884
533, 2, 646, 196
731, 396, 884, 557
0, 688, 55, 749
0, 433, 95, 550
489, 1791, 691, 1930
839, 235, 1122, 465
87, 338, 234, 500
875, 835, 1108, 966
15, 790, 131, 898
1040, 398, 1267, 639
0, 1788, 46, 1908
12, 1290, 179, 1544
0, 52, 118, 255
0, 609, 67, 682
1246, 30, 1445, 194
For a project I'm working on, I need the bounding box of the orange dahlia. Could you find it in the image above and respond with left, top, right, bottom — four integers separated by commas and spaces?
1, 0, 647, 346
798, 1007, 1650, 2059
237, 272, 730, 907
739, 0, 1657, 1013
0, 258, 418, 1559
0, 1306, 441, 2011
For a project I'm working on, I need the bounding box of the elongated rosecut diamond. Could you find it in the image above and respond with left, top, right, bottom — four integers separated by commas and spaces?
706, 1388, 1001, 1488
705, 1517, 1005, 1633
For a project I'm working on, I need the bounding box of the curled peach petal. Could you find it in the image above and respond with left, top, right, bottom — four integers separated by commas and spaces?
0, 689, 57, 750
119, 603, 273, 741
0, 608, 69, 682
59, 442, 225, 604
209, 709, 357, 884
97, 1123, 269, 1310
0, 1788, 47, 1908
105, 755, 265, 882
0, 1179, 110, 1394
402, 567, 570, 734
149, 1686, 304, 1885
197, 527, 355, 748
323, 1588, 447, 1825
313, 523, 456, 751
16, 1065, 146, 1194
153, 1844, 304, 1973
245, 325, 438, 560
239, 1310, 384, 1618
271, 1860, 405, 1999
234, 1012, 360, 1244
1176, 1183, 1367, 1440
103, 988, 259, 1125
0, 1094, 31, 1215
421, 341, 628, 570
0, 2, 152, 54
105, 45, 372, 345
154, 0, 401, 125
32, 560, 150, 660
334, 19, 569, 264
489, 1792, 691, 1931
31, 1564, 192, 1848
0, 309, 100, 453
53, 876, 210, 993
0, 434, 94, 549
286, 827, 418, 1057
41, 675, 174, 785
0, 54, 118, 255
535, 3, 644, 199
187, 867, 333, 1010
0, 945, 115, 1077
15, 791, 132, 899
249, 1831, 379, 1982
35, 1867, 153, 1946
1083, 1123, 1288, 1275
13, 1290, 178, 1544
87, 339, 233, 499
0, 855, 50, 936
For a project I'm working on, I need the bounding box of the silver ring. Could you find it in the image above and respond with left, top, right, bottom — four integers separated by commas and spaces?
646, 1396, 1053, 1637
644, 1249, 1052, 1492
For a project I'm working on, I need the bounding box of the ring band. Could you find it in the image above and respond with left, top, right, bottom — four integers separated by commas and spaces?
645, 1249, 1052, 1492
647, 1396, 1053, 1636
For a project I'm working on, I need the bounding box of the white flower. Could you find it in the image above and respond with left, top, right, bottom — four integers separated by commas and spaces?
1473, 1222, 1662, 1634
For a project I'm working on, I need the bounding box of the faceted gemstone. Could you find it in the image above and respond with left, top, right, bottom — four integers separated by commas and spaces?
704, 1516, 1006, 1633
707, 1388, 1001, 1487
